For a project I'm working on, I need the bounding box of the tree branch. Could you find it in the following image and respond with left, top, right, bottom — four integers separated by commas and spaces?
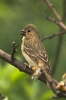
41, 10, 61, 26
0, 49, 46, 83
0, 48, 58, 92
44, 0, 66, 31
41, 30, 66, 41
0, 92, 5, 100
11, 41, 19, 60
0, 49, 66, 98
52, 0, 66, 75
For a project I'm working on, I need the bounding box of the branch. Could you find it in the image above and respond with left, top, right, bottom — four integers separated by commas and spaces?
41, 30, 66, 41
1, 49, 66, 98
1, 46, 66, 98
0, 92, 5, 100
11, 41, 19, 60
0, 49, 46, 83
42, 11, 60, 26
44, 0, 66, 31
52, 0, 66, 75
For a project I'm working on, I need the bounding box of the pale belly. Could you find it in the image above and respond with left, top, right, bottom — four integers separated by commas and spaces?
21, 37, 37, 68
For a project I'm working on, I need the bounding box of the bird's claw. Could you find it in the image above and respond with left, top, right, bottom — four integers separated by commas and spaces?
24, 63, 29, 70
31, 68, 42, 80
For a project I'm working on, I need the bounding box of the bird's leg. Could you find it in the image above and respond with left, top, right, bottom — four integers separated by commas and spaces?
31, 66, 37, 80
31, 67, 42, 80
31, 60, 44, 80
23, 63, 29, 70
24, 63, 34, 70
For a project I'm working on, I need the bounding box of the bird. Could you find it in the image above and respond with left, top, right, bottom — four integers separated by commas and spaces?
20, 24, 51, 80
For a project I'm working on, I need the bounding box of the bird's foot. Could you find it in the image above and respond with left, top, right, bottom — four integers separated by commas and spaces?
31, 68, 42, 80
24, 63, 29, 70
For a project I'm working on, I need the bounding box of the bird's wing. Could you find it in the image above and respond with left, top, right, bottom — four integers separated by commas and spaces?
24, 37, 51, 72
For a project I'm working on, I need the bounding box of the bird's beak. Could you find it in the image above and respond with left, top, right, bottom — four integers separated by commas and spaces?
20, 29, 26, 36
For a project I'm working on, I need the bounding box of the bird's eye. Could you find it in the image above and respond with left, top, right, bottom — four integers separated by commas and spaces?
28, 30, 30, 32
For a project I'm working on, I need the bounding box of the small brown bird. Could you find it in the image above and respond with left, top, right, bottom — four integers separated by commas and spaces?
20, 24, 51, 80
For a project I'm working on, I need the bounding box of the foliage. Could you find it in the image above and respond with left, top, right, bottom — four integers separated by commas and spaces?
0, 0, 66, 100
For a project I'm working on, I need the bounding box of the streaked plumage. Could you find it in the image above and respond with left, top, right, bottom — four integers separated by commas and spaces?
21, 24, 51, 80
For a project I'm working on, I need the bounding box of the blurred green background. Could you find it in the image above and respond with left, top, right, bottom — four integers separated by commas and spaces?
0, 0, 66, 100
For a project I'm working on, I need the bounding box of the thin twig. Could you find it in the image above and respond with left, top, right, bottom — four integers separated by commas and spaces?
52, 0, 66, 75
11, 41, 19, 60
41, 31, 66, 41
44, 0, 66, 30
41, 11, 59, 25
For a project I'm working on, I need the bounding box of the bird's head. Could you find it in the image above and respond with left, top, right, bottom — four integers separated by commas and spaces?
20, 24, 40, 39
